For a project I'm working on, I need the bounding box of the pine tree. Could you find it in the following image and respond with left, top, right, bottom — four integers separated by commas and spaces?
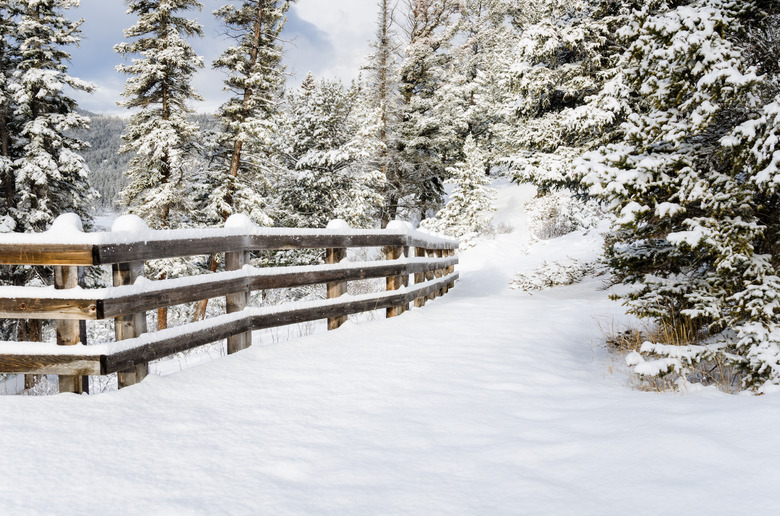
115, 0, 204, 230
0, 0, 19, 232
419, 134, 495, 238
396, 0, 460, 220
10, 0, 96, 234
363, 0, 404, 227
504, 0, 635, 194
453, 0, 516, 167
580, 0, 780, 388
204, 0, 292, 226
276, 74, 383, 229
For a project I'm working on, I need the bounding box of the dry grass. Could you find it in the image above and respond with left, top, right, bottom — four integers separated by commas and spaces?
603, 319, 744, 393
605, 318, 700, 353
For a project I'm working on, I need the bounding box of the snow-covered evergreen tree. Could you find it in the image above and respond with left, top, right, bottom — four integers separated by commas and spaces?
204, 0, 292, 226
504, 0, 634, 194
115, 0, 204, 229
396, 0, 460, 220
453, 0, 516, 167
363, 0, 404, 227
580, 0, 780, 388
0, 0, 19, 232
8, 0, 96, 234
419, 134, 494, 238
276, 74, 383, 229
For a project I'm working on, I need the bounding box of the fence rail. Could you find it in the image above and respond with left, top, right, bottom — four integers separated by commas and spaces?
0, 215, 459, 394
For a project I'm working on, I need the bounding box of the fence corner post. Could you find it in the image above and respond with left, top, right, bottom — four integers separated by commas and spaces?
113, 261, 148, 388
47, 215, 86, 394
110, 215, 150, 389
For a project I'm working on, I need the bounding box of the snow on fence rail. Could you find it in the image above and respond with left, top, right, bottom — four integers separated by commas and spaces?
0, 215, 459, 394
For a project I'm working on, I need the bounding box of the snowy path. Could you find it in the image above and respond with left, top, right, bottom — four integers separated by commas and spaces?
2, 183, 780, 514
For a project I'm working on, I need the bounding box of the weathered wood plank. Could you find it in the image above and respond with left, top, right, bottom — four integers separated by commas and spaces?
0, 297, 99, 320
103, 316, 256, 374
93, 233, 457, 264
0, 244, 96, 266
0, 354, 101, 375
93, 234, 408, 264
0, 232, 457, 267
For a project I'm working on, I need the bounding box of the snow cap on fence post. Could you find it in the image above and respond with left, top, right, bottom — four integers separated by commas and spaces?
111, 214, 149, 234
224, 213, 257, 231
386, 220, 413, 233
48, 213, 83, 234
326, 219, 350, 231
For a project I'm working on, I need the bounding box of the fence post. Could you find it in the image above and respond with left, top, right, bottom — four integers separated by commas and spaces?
45, 215, 87, 394
326, 246, 348, 329
426, 249, 436, 301
402, 246, 410, 313
113, 261, 148, 388
447, 249, 456, 289
436, 249, 447, 295
385, 245, 404, 318
226, 250, 251, 354
55, 265, 84, 393
109, 216, 151, 389
414, 247, 426, 307
325, 219, 349, 329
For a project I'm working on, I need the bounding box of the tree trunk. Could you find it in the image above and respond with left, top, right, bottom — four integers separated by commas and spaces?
223, 2, 267, 219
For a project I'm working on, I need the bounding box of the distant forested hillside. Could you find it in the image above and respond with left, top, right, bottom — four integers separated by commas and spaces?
74, 113, 219, 210
73, 113, 128, 210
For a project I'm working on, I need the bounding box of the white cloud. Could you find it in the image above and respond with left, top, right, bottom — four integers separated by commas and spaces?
67, 0, 379, 114
285, 0, 378, 85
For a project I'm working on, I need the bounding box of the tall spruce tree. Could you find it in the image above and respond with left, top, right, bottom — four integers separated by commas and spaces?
397, 0, 460, 220
453, 0, 516, 167
11, 0, 95, 234
580, 0, 780, 388
115, 0, 204, 330
419, 133, 495, 238
364, 0, 404, 227
276, 73, 383, 229
204, 0, 292, 225
115, 0, 204, 230
0, 0, 19, 232
504, 0, 636, 194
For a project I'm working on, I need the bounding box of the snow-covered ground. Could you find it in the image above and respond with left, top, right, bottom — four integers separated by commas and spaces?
2, 182, 780, 514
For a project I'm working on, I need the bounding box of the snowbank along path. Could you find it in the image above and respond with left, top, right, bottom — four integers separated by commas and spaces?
1, 181, 779, 515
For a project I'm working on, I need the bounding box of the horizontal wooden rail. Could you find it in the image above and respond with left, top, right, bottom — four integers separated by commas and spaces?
0, 230, 457, 266
0, 273, 458, 376
0, 257, 458, 320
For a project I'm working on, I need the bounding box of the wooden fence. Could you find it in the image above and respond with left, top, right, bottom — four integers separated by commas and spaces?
0, 215, 459, 394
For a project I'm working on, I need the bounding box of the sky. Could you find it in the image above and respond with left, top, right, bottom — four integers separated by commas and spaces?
67, 0, 379, 115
